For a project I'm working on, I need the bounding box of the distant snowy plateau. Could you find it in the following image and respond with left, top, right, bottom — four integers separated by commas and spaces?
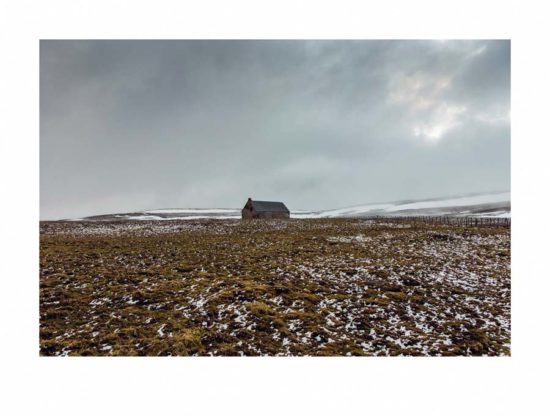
72, 192, 510, 221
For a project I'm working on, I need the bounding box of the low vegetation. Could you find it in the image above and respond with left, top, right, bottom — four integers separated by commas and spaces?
40, 219, 510, 356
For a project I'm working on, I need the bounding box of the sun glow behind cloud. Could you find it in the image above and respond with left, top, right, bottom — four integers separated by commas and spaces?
387, 41, 506, 144
413, 104, 467, 142
388, 71, 467, 142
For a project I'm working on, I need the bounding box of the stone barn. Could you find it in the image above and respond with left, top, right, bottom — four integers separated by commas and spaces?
241, 198, 290, 219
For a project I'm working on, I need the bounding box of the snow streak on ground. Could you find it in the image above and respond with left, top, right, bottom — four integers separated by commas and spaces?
145, 208, 239, 214
40, 219, 510, 356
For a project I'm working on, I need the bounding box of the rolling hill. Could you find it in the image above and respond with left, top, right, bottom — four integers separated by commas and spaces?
71, 191, 510, 221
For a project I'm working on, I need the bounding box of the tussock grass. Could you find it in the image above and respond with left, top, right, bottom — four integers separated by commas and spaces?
40, 218, 510, 356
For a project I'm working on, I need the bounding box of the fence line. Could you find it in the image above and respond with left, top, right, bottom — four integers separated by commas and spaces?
361, 216, 511, 227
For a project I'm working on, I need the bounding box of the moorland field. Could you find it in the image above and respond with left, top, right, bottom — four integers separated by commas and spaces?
40, 218, 510, 356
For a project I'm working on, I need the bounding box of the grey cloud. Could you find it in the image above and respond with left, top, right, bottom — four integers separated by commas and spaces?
40, 40, 510, 219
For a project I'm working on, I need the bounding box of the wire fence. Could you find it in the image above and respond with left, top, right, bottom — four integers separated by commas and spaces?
362, 216, 511, 227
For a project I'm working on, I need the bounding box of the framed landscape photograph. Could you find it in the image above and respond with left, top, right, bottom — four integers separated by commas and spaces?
40, 39, 510, 357
5, 1, 549, 415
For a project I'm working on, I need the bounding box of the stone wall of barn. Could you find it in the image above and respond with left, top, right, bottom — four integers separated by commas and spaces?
241, 208, 254, 219
241, 210, 290, 219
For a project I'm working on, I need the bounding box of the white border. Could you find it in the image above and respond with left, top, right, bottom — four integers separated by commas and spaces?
1, 1, 549, 415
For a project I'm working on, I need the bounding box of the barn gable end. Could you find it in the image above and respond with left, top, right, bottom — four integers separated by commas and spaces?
242, 198, 290, 219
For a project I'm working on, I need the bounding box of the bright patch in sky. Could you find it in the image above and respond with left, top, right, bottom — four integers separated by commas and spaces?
413, 104, 467, 141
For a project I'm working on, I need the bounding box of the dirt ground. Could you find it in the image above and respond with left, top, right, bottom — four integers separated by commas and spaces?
39, 218, 511, 356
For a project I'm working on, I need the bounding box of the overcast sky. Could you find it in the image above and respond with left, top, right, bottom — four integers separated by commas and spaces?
40, 40, 510, 220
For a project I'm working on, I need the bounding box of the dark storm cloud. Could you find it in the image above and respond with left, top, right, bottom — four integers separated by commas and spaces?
40, 40, 510, 219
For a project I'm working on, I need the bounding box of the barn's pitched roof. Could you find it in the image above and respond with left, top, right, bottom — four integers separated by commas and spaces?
250, 200, 289, 213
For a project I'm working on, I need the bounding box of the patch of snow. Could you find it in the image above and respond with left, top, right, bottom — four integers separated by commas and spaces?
145, 208, 239, 214
385, 192, 510, 212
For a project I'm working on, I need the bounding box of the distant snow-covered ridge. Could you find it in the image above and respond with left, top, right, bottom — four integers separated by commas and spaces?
74, 192, 510, 221
292, 192, 511, 219
145, 208, 238, 214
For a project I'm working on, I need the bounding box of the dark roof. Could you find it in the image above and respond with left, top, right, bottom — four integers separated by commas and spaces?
250, 200, 289, 213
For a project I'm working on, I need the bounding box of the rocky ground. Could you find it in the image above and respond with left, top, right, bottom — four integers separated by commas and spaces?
39, 218, 511, 356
